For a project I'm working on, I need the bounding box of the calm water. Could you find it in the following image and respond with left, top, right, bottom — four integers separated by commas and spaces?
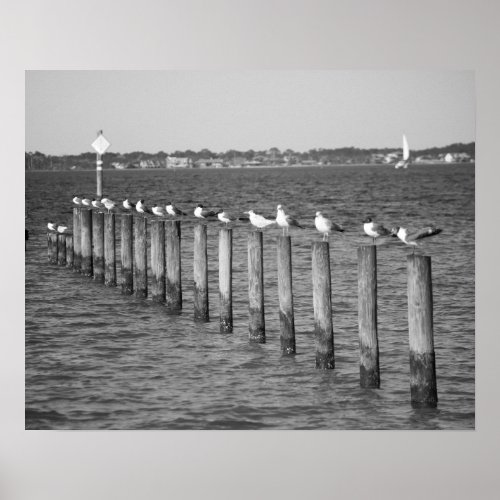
25, 165, 475, 429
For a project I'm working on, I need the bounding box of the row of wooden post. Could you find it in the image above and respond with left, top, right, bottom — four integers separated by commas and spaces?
47, 207, 437, 408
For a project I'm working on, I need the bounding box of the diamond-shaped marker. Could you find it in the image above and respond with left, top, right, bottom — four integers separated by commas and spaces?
91, 133, 111, 155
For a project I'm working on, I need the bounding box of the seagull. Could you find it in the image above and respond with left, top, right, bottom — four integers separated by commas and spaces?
152, 204, 166, 217
166, 202, 186, 217
47, 221, 57, 231
103, 200, 117, 214
391, 225, 442, 252
363, 217, 391, 244
81, 197, 92, 207
57, 224, 69, 233
100, 195, 111, 205
72, 195, 82, 205
91, 198, 104, 209
136, 199, 152, 215
194, 204, 218, 220
314, 211, 344, 241
276, 204, 303, 235
244, 210, 276, 230
123, 198, 136, 211
217, 210, 237, 225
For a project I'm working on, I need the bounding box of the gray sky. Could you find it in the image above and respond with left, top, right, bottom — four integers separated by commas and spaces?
25, 70, 475, 155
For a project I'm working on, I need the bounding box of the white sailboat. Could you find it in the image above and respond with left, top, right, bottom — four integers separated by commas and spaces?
395, 134, 410, 169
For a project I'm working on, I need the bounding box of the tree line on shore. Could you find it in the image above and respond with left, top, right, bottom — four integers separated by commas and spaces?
25, 142, 475, 170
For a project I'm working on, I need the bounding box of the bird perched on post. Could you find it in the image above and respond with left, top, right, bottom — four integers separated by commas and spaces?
166, 202, 186, 217
363, 217, 391, 244
217, 209, 237, 225
122, 198, 136, 211
152, 204, 166, 217
136, 199, 152, 215
194, 204, 218, 220
72, 194, 82, 205
103, 199, 117, 214
57, 224, 68, 233
47, 221, 57, 231
391, 225, 442, 251
314, 212, 344, 241
244, 210, 276, 230
100, 195, 111, 205
276, 205, 303, 236
91, 198, 104, 210
81, 196, 92, 207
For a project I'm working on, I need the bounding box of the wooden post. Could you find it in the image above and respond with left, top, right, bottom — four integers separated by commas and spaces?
73, 207, 81, 272
121, 213, 133, 295
193, 223, 209, 321
104, 213, 116, 287
219, 227, 233, 333
134, 216, 148, 298
165, 220, 182, 311
80, 208, 93, 277
48, 232, 58, 264
92, 211, 105, 283
57, 234, 67, 266
248, 231, 265, 343
407, 254, 438, 408
277, 236, 296, 355
357, 246, 380, 387
312, 241, 334, 369
151, 220, 166, 303
66, 235, 74, 268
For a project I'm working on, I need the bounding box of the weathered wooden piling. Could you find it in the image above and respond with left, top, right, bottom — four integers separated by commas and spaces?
66, 235, 74, 268
48, 232, 58, 264
193, 223, 209, 321
407, 254, 438, 408
73, 208, 81, 272
57, 234, 67, 266
312, 241, 334, 369
121, 213, 133, 295
248, 231, 265, 343
134, 216, 148, 298
219, 228, 233, 333
92, 211, 105, 283
357, 246, 380, 387
151, 220, 166, 303
165, 220, 182, 311
80, 208, 93, 277
104, 213, 116, 287
277, 236, 296, 355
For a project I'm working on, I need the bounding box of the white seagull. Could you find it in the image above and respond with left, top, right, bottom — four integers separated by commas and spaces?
152, 204, 166, 217
81, 197, 92, 207
194, 204, 218, 220
166, 202, 186, 217
100, 195, 112, 205
123, 198, 136, 211
276, 204, 303, 235
314, 212, 344, 241
72, 195, 82, 205
244, 210, 275, 230
47, 221, 57, 231
217, 210, 237, 225
103, 200, 117, 214
136, 199, 152, 215
57, 224, 68, 233
91, 198, 104, 209
363, 217, 391, 244
391, 225, 442, 251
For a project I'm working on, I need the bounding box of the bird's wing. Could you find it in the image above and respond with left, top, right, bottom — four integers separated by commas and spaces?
331, 221, 344, 232
372, 223, 390, 235
407, 226, 442, 242
174, 207, 186, 215
286, 215, 303, 228
202, 209, 216, 217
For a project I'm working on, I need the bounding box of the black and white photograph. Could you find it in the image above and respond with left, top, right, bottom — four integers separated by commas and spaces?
25, 70, 475, 430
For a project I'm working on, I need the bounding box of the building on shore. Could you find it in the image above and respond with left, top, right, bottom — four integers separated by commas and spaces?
194, 158, 226, 168
166, 156, 193, 168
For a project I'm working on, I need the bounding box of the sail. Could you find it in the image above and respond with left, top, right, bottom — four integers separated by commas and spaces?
402, 134, 410, 161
